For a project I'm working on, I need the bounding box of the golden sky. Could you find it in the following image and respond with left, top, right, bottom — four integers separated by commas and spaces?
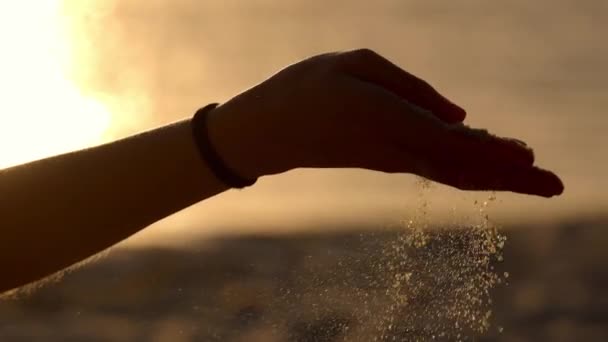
1, 1, 605, 245
0, 0, 111, 168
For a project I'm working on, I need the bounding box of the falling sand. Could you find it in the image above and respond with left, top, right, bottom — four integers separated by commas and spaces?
275, 178, 508, 341
375, 178, 507, 340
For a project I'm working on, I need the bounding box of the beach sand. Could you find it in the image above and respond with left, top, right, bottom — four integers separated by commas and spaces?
1, 216, 607, 341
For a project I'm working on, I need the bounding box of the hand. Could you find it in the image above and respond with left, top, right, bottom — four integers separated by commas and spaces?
207, 49, 564, 197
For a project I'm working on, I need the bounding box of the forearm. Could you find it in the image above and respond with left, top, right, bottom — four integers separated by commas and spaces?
0, 49, 565, 295
0, 118, 228, 292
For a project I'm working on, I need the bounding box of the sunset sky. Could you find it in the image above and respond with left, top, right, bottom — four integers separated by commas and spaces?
0, 0, 111, 168
1, 0, 605, 245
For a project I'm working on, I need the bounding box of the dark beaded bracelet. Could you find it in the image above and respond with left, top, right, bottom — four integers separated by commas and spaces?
191, 103, 257, 189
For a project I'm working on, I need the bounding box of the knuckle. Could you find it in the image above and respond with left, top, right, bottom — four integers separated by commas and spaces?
349, 48, 380, 61
324, 48, 384, 72
417, 78, 432, 90
300, 52, 343, 75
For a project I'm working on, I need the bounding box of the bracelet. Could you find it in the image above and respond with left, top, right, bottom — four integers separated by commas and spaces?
191, 103, 257, 189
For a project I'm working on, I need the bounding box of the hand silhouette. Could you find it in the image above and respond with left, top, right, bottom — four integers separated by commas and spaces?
207, 49, 563, 197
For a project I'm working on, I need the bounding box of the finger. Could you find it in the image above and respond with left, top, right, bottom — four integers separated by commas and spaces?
336, 78, 564, 197
421, 132, 563, 197
398, 121, 563, 196
456, 164, 564, 197
338, 49, 467, 123
418, 152, 564, 197
501, 166, 564, 197
444, 124, 536, 167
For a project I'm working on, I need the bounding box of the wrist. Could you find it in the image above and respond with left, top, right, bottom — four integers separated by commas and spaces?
201, 101, 270, 181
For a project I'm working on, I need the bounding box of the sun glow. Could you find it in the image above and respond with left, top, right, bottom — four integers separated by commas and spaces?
0, 0, 110, 168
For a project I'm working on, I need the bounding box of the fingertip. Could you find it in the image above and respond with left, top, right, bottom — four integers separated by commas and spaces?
452, 105, 467, 122
550, 172, 565, 196
438, 106, 466, 124
438, 93, 466, 121
442, 105, 466, 124
532, 168, 565, 197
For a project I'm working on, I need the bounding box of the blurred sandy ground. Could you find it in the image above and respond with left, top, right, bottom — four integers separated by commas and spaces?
60, 0, 607, 245
1, 218, 607, 341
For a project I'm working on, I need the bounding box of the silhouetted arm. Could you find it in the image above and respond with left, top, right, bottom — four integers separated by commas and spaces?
0, 119, 228, 292
0, 49, 563, 294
